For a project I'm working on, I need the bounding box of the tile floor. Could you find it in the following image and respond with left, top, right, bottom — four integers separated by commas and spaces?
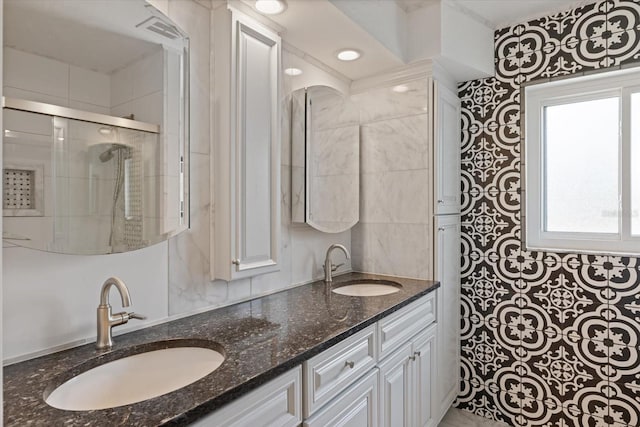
439, 408, 510, 427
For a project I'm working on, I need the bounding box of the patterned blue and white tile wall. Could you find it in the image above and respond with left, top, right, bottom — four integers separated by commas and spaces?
457, 1, 640, 426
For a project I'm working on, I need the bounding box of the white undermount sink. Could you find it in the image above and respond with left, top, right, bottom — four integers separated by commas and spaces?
332, 281, 401, 296
45, 345, 225, 411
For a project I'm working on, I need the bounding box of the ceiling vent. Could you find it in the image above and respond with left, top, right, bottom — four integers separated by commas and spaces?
136, 16, 181, 40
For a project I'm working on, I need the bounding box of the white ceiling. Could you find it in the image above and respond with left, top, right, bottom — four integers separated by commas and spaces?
257, 0, 603, 83
398, 0, 597, 29
396, 0, 438, 13
4, 0, 602, 82
252, 0, 405, 80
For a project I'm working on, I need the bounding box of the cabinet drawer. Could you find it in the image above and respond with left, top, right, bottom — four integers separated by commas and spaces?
377, 293, 435, 360
192, 366, 301, 427
303, 325, 377, 417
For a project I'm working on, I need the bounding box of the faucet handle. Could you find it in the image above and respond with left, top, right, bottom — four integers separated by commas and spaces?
331, 263, 344, 272
126, 312, 147, 321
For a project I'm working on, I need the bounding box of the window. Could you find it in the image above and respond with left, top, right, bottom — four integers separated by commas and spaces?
525, 68, 640, 254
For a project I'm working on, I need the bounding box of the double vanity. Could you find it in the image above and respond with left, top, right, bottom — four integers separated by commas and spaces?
4, 273, 439, 426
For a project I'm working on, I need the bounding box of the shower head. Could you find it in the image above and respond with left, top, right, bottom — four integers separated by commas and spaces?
99, 149, 114, 162
99, 144, 128, 163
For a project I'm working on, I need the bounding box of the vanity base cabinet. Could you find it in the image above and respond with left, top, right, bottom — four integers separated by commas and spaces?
191, 366, 302, 427
303, 368, 379, 427
378, 324, 437, 427
301, 293, 437, 427
378, 342, 413, 427
412, 325, 437, 427
196, 293, 437, 427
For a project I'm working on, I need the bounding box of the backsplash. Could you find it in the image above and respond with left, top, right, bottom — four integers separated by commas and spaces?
457, 1, 640, 426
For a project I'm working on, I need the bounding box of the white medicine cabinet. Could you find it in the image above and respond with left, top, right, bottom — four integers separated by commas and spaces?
212, 6, 281, 281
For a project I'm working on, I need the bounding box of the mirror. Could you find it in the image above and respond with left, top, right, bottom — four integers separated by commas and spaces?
291, 85, 359, 233
2, 0, 189, 254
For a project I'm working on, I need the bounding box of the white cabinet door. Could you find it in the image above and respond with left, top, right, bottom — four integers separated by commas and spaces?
433, 80, 461, 215
304, 368, 379, 427
213, 7, 281, 281
378, 342, 413, 427
434, 215, 461, 422
193, 367, 302, 427
411, 325, 437, 427
376, 292, 440, 427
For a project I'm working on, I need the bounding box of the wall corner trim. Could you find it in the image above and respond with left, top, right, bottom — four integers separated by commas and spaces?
350, 59, 433, 94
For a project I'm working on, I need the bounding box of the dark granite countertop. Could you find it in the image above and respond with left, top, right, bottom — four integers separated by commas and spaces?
4, 272, 439, 426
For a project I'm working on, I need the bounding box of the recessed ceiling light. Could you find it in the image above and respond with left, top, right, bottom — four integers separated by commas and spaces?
392, 85, 410, 93
255, 0, 287, 15
337, 49, 361, 61
284, 67, 303, 76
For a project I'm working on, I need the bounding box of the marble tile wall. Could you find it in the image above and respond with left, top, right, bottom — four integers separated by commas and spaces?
110, 49, 164, 124
3, 47, 111, 115
351, 79, 432, 280
167, 40, 353, 315
457, 1, 640, 426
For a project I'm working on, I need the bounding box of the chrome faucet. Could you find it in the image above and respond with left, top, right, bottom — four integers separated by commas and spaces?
324, 244, 351, 283
96, 277, 146, 349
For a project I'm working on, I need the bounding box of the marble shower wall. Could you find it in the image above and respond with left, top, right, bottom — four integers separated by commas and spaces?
351, 78, 432, 280
457, 1, 640, 426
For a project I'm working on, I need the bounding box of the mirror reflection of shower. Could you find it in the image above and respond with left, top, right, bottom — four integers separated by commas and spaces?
4, 99, 163, 254
2, 0, 189, 255
96, 128, 133, 250
48, 115, 158, 254
93, 124, 152, 253
98, 141, 129, 163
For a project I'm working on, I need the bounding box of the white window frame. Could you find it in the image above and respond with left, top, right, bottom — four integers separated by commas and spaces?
525, 67, 640, 255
